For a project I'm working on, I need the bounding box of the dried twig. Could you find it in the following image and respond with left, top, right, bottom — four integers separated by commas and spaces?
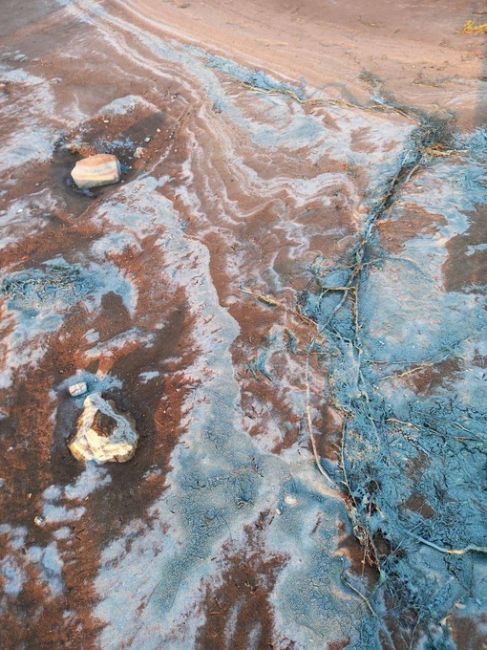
241, 287, 324, 344
340, 562, 377, 617
241, 287, 281, 307
329, 98, 412, 120
386, 417, 480, 442
304, 359, 334, 485
241, 82, 319, 106
380, 356, 447, 381
403, 529, 487, 556
423, 145, 468, 157
463, 20, 487, 34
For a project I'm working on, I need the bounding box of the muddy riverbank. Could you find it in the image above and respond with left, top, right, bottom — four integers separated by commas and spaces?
1, 1, 486, 648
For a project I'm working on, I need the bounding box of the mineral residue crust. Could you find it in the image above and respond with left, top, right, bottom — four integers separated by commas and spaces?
0, 1, 485, 649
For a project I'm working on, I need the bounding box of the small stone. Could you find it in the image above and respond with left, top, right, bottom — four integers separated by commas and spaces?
284, 495, 297, 506
34, 515, 45, 527
134, 147, 146, 159
68, 393, 138, 463
68, 382, 87, 397
144, 136, 151, 143
70, 153, 121, 189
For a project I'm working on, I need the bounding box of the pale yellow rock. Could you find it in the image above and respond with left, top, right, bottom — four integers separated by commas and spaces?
68, 393, 138, 463
70, 153, 121, 189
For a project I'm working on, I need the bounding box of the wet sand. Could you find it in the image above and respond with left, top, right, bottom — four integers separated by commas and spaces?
0, 1, 486, 649
127, 0, 487, 127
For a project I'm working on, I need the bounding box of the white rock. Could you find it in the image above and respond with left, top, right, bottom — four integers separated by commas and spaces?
134, 147, 146, 159
68, 393, 138, 463
68, 382, 87, 397
70, 154, 121, 189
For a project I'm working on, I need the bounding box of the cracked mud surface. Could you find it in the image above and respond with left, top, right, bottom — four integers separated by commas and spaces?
0, 1, 486, 649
